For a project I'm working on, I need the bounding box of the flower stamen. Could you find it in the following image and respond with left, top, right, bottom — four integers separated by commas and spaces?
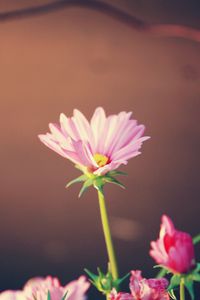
93, 153, 109, 167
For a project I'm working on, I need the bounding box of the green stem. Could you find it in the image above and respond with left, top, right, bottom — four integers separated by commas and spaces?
97, 190, 119, 280
180, 278, 185, 300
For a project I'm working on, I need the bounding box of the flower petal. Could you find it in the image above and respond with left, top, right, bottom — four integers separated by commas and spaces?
90, 107, 106, 153
112, 137, 149, 161
60, 113, 80, 141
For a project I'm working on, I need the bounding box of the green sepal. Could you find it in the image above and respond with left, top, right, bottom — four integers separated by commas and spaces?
66, 168, 126, 197
78, 178, 94, 198
47, 291, 51, 300
194, 262, 200, 273
66, 174, 88, 188
114, 272, 130, 286
192, 273, 200, 282
184, 279, 194, 300
153, 265, 170, 277
107, 171, 127, 177
84, 267, 129, 295
103, 176, 125, 189
93, 177, 104, 193
167, 267, 200, 300
193, 234, 200, 245
156, 268, 168, 278
167, 274, 181, 291
189, 262, 200, 282
168, 289, 177, 300
153, 264, 166, 269
61, 292, 68, 300
84, 268, 99, 283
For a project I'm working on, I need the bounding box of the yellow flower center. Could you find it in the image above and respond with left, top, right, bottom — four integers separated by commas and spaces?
93, 153, 109, 167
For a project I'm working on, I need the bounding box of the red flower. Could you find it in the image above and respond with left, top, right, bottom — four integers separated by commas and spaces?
150, 215, 195, 274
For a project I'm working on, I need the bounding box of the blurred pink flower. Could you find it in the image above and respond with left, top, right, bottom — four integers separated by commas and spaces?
0, 276, 89, 300
109, 270, 169, 300
38, 107, 149, 175
150, 215, 195, 274
0, 291, 25, 300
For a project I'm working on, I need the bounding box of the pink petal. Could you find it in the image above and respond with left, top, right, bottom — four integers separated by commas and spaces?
112, 137, 149, 161
93, 160, 126, 175
38, 134, 69, 158
73, 109, 93, 147
110, 123, 144, 155
90, 107, 106, 153
98, 115, 118, 155
38, 134, 82, 165
64, 276, 90, 300
49, 123, 74, 150
71, 140, 97, 168
160, 215, 175, 237
106, 112, 133, 156
59, 113, 80, 141
0, 291, 25, 300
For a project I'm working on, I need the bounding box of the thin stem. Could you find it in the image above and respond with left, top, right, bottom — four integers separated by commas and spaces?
98, 190, 119, 280
180, 278, 185, 300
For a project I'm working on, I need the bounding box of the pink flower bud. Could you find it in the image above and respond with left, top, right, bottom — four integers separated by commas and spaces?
150, 215, 195, 274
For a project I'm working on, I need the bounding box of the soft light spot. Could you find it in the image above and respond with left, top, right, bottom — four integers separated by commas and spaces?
110, 217, 143, 241
93, 153, 109, 167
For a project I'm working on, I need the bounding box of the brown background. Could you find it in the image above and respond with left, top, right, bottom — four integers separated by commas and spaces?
0, 0, 200, 298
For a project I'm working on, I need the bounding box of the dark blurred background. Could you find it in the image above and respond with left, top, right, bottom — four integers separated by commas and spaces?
0, 0, 200, 298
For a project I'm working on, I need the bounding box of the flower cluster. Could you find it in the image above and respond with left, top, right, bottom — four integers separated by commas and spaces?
0, 276, 90, 300
106, 214, 199, 299
1, 108, 199, 300
109, 270, 169, 300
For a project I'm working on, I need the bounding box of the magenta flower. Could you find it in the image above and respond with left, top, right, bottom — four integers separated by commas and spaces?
0, 276, 90, 300
109, 270, 169, 300
150, 215, 195, 274
38, 107, 149, 176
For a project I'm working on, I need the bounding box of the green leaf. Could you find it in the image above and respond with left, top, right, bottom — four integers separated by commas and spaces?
167, 274, 181, 291
66, 174, 87, 188
47, 291, 51, 300
78, 179, 93, 197
185, 279, 194, 300
193, 234, 200, 245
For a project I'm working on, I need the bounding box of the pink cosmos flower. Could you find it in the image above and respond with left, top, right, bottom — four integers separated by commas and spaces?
0, 291, 25, 300
38, 107, 149, 175
109, 270, 169, 300
0, 276, 89, 300
150, 215, 195, 274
